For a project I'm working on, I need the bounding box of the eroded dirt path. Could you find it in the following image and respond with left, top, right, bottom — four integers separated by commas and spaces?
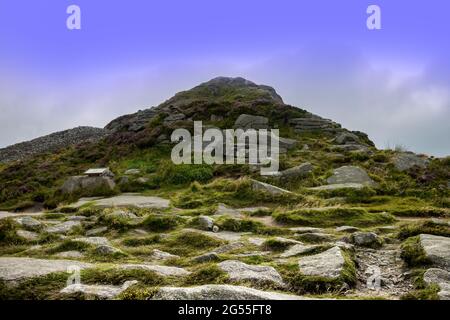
351, 242, 414, 299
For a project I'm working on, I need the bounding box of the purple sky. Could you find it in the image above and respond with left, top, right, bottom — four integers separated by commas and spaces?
0, 0, 449, 156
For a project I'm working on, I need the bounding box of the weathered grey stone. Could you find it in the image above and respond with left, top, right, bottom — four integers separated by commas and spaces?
234, 114, 269, 130
74, 194, 170, 209
296, 233, 333, 243
214, 242, 245, 254
423, 268, 450, 300
271, 237, 302, 245
196, 215, 215, 230
16, 229, 39, 241
0, 257, 92, 281
105, 108, 157, 133
218, 260, 285, 287
196, 230, 245, 242
0, 126, 107, 163
330, 144, 370, 153
192, 252, 221, 263
210, 114, 224, 122
152, 249, 179, 260
86, 226, 108, 236
298, 246, 345, 279
351, 232, 382, 248
336, 226, 360, 233
124, 169, 141, 175
15, 216, 42, 231
333, 132, 360, 145
430, 219, 450, 226
60, 176, 115, 195
280, 244, 321, 258
136, 177, 149, 184
419, 234, 450, 269
73, 237, 110, 247
119, 264, 190, 277
60, 281, 138, 299
95, 245, 124, 256
215, 203, 241, 217
45, 221, 81, 234
289, 227, 323, 234
55, 251, 85, 259
393, 152, 429, 172
274, 163, 313, 181
237, 207, 270, 214
251, 179, 291, 195
326, 166, 376, 186
151, 284, 310, 300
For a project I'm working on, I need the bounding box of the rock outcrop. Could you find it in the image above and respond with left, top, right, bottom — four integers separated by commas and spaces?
0, 257, 92, 281
393, 152, 429, 172
289, 115, 340, 133
326, 166, 377, 187
298, 246, 345, 279
218, 260, 285, 287
419, 234, 450, 269
423, 268, 450, 300
60, 176, 116, 195
0, 127, 107, 163
60, 281, 137, 299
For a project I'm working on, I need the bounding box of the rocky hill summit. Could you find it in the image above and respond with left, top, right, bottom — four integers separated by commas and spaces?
105, 77, 284, 133
0, 126, 107, 163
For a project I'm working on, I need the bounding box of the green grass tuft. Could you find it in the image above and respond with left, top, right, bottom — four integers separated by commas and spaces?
273, 207, 395, 227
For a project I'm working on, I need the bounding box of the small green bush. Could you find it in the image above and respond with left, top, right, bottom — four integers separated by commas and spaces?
0, 219, 25, 245
273, 207, 395, 227
262, 238, 291, 252
397, 221, 450, 240
400, 236, 430, 267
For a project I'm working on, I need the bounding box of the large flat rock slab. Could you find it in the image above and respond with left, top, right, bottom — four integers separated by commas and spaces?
218, 260, 285, 287
70, 194, 170, 209
152, 284, 310, 300
420, 234, 450, 269
326, 166, 376, 186
60, 281, 137, 299
45, 221, 81, 234
298, 246, 345, 279
423, 268, 450, 300
0, 257, 92, 281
